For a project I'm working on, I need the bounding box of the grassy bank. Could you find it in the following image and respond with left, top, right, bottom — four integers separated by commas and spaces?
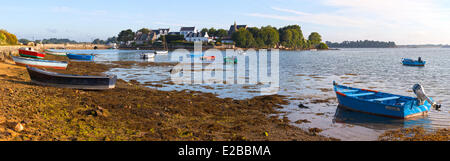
0, 54, 335, 141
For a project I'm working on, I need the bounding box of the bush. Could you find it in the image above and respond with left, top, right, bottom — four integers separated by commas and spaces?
317, 42, 329, 50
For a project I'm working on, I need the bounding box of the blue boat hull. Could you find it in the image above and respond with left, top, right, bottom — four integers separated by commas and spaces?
67, 53, 94, 60
402, 59, 425, 66
333, 83, 431, 119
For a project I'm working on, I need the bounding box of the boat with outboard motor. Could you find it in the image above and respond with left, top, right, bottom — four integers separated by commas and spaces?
333, 81, 440, 119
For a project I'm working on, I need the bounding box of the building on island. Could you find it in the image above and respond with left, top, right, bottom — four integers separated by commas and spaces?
152, 28, 170, 39
185, 32, 212, 42
168, 32, 180, 35
180, 27, 197, 37
134, 32, 157, 45
228, 22, 247, 36
133, 28, 170, 45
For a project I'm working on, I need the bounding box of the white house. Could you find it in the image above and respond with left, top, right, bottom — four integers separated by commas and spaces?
180, 27, 197, 37
185, 32, 212, 42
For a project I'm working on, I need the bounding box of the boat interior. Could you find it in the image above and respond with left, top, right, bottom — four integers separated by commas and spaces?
334, 84, 416, 107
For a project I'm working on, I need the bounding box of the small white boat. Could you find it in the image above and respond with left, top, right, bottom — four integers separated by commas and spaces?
45, 49, 67, 56
155, 51, 168, 55
141, 53, 155, 59
237, 50, 246, 55
12, 56, 68, 69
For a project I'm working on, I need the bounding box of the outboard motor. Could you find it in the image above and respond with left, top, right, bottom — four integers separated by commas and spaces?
412, 84, 441, 110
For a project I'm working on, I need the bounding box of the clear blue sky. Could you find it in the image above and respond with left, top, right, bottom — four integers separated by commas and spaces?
1, 0, 450, 44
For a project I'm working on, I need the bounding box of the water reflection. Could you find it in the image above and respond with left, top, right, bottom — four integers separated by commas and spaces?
333, 106, 432, 130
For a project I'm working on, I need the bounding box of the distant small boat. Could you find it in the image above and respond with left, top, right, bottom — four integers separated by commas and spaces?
12, 56, 68, 70
224, 56, 237, 64
237, 50, 246, 55
155, 51, 168, 55
402, 57, 425, 66
67, 53, 94, 61
26, 66, 117, 90
141, 53, 155, 59
333, 81, 440, 119
200, 56, 216, 60
310, 49, 318, 51
188, 54, 203, 57
45, 49, 67, 56
18, 47, 45, 59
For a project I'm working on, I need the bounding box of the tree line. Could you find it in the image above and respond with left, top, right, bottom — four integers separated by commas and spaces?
110, 25, 328, 49
231, 25, 328, 49
325, 40, 396, 48
0, 29, 18, 45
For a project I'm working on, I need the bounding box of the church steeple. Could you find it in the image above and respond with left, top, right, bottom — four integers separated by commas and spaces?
234, 21, 237, 31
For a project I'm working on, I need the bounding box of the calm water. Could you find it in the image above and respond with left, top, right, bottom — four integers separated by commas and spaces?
58, 48, 450, 140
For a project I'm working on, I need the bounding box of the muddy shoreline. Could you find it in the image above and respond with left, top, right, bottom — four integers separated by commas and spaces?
0, 54, 336, 141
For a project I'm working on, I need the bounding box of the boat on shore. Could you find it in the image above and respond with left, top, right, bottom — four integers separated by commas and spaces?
26, 66, 117, 90
67, 53, 94, 61
141, 53, 155, 59
12, 56, 68, 70
155, 50, 168, 55
45, 49, 67, 56
402, 57, 425, 66
18, 47, 45, 59
333, 81, 440, 119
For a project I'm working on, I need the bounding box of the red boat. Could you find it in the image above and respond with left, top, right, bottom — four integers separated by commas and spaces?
18, 47, 45, 59
200, 56, 216, 60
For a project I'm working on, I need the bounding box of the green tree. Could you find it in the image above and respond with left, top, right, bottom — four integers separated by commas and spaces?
232, 28, 256, 48
200, 28, 208, 35
117, 29, 135, 42
0, 33, 6, 45
317, 42, 329, 49
279, 25, 305, 49
18, 39, 31, 45
258, 26, 279, 48
215, 29, 228, 38
308, 32, 322, 47
137, 28, 151, 34
208, 28, 217, 37
105, 36, 118, 44
0, 30, 18, 45
92, 38, 106, 44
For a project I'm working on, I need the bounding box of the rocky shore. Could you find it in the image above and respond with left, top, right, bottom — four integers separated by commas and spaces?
0, 53, 336, 141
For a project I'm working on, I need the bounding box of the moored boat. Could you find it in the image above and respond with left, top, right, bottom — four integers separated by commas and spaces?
224, 56, 237, 64
67, 53, 94, 61
12, 56, 68, 70
155, 50, 168, 55
402, 57, 425, 66
26, 66, 117, 90
333, 81, 440, 119
200, 56, 216, 60
18, 47, 45, 59
141, 53, 155, 59
45, 49, 67, 56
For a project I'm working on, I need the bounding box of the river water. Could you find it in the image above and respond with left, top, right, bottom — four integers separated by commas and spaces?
58, 48, 450, 141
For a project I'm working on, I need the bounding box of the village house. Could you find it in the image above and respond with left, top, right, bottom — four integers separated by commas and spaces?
185, 32, 212, 42
134, 32, 157, 45
180, 27, 197, 37
133, 28, 170, 45
152, 28, 170, 39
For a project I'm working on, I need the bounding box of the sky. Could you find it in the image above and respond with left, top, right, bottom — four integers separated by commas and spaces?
1, 0, 450, 45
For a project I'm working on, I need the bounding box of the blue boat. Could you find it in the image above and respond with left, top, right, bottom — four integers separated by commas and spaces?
333, 81, 440, 119
67, 53, 95, 61
402, 57, 425, 66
